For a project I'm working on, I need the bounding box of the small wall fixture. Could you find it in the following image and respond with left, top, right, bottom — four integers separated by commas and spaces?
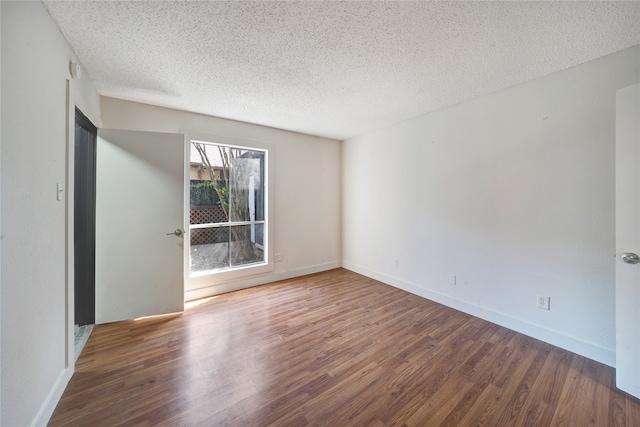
69, 62, 82, 79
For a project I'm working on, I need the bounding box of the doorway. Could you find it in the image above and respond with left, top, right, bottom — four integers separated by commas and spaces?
74, 108, 97, 328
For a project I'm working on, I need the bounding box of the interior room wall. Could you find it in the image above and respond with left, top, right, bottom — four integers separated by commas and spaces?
342, 45, 640, 367
100, 97, 342, 299
1, 1, 100, 425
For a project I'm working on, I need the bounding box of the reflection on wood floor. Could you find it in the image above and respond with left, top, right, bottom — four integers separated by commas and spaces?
50, 268, 640, 426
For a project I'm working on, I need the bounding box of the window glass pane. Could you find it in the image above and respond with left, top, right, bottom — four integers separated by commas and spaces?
254, 221, 264, 247
189, 141, 266, 275
190, 142, 229, 223
229, 150, 264, 223
230, 224, 264, 267
190, 228, 231, 273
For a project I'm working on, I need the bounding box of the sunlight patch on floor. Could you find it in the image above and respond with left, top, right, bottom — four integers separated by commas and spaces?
185, 296, 218, 309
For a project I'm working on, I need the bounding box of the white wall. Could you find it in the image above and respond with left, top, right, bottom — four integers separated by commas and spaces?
343, 45, 640, 367
100, 97, 342, 299
1, 2, 100, 426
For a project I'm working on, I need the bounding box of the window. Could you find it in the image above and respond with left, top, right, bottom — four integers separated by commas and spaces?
189, 140, 267, 276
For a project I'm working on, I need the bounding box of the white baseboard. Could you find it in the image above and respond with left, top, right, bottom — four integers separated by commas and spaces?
342, 261, 615, 367
185, 261, 341, 301
32, 366, 73, 427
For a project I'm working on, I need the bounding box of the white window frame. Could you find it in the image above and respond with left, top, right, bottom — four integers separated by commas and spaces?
184, 133, 274, 299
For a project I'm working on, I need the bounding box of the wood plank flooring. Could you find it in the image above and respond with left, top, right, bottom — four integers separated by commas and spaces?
49, 268, 640, 426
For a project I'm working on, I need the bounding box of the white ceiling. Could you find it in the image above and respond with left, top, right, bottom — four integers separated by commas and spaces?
43, 1, 640, 141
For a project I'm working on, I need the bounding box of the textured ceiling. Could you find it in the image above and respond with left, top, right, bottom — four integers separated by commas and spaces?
43, 1, 640, 140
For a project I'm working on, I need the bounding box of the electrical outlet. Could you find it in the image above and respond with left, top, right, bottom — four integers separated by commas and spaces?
448, 274, 456, 285
394, 259, 399, 268
537, 295, 550, 310
274, 253, 283, 262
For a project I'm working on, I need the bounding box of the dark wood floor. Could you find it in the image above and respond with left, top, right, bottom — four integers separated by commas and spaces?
50, 268, 640, 426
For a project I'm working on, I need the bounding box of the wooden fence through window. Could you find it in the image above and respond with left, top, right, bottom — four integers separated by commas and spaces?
190, 206, 229, 245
